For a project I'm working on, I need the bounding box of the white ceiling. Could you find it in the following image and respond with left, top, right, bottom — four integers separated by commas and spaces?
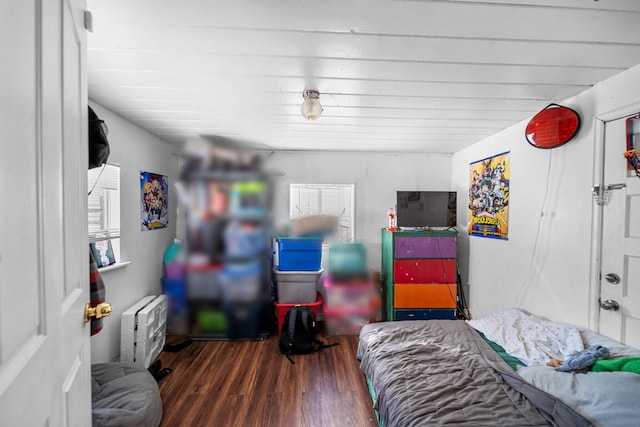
86, 0, 640, 154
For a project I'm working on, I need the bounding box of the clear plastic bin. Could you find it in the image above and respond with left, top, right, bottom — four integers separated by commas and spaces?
274, 268, 323, 303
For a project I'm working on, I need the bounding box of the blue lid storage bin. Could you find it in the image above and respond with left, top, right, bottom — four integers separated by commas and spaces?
276, 237, 323, 271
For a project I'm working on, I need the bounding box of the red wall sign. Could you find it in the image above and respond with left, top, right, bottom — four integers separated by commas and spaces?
525, 104, 580, 149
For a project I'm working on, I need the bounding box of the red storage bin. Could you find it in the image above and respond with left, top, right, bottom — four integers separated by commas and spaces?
273, 293, 323, 335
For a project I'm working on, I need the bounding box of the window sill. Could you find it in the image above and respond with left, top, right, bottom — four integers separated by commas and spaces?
98, 261, 131, 273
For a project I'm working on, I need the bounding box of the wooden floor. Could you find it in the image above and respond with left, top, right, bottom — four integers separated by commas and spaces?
155, 328, 378, 427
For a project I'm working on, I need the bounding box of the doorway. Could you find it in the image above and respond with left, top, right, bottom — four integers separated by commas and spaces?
592, 106, 640, 348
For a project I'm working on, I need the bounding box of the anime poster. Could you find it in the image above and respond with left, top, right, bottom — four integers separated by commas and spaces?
626, 115, 640, 172
468, 152, 510, 240
140, 171, 169, 231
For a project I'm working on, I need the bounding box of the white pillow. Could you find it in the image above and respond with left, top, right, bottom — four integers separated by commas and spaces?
580, 329, 640, 358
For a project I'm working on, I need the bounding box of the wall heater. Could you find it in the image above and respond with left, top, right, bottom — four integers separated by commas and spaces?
121, 295, 168, 368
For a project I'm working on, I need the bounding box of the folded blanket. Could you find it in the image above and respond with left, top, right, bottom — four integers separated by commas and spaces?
593, 357, 640, 374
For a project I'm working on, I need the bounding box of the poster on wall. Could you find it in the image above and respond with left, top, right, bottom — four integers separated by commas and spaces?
140, 171, 169, 231
626, 114, 640, 173
468, 151, 510, 240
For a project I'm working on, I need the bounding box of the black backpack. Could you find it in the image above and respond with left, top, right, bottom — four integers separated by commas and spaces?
88, 105, 110, 169
278, 306, 338, 364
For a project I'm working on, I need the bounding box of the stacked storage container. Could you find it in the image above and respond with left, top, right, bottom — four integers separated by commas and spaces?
161, 240, 187, 334
273, 237, 324, 334
178, 154, 272, 339
323, 243, 381, 335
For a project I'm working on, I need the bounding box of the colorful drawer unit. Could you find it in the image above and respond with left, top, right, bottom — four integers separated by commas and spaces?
381, 229, 457, 321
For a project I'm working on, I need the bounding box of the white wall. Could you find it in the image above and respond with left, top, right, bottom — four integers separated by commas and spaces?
264, 151, 452, 269
89, 102, 179, 363
451, 64, 640, 327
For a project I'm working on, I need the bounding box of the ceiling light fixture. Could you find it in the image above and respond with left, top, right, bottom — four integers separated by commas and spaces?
301, 90, 322, 120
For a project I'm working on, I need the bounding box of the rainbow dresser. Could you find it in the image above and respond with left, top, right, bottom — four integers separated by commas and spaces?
381, 229, 457, 321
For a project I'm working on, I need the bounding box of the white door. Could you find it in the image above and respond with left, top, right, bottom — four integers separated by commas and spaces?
598, 113, 640, 349
0, 0, 92, 425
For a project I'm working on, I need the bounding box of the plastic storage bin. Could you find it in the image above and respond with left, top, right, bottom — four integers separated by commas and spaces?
219, 265, 262, 302
163, 239, 183, 263
164, 263, 185, 279
223, 301, 263, 338
163, 240, 185, 278
323, 276, 381, 311
324, 308, 370, 335
229, 181, 268, 217
273, 293, 323, 335
224, 222, 266, 257
274, 268, 323, 303
195, 309, 227, 333
161, 278, 186, 312
328, 242, 367, 275
186, 264, 222, 301
276, 237, 323, 271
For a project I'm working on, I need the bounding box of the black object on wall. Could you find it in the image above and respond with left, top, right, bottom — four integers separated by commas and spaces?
88, 105, 111, 169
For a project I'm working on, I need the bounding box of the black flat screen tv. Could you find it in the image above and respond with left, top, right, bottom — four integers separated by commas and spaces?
396, 191, 457, 228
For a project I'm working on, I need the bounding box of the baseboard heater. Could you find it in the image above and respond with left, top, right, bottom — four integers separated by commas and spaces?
121, 295, 168, 368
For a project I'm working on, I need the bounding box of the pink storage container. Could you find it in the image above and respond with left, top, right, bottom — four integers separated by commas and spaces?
164, 263, 185, 279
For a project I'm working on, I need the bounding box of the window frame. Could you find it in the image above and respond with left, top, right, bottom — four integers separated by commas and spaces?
88, 163, 121, 261
289, 183, 355, 242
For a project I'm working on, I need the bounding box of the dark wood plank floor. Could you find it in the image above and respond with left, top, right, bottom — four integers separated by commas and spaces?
154, 329, 378, 427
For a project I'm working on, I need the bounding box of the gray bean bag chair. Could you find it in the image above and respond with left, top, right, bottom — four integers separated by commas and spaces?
92, 363, 162, 427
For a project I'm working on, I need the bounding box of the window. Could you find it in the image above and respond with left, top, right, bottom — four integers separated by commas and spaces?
289, 183, 355, 242
88, 164, 121, 262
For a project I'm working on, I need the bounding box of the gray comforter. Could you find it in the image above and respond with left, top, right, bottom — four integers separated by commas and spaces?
357, 320, 591, 427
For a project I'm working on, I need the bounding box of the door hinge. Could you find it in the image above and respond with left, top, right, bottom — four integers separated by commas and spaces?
592, 183, 626, 206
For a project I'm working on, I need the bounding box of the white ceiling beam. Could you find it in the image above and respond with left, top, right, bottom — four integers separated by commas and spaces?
87, 25, 640, 69
88, 0, 640, 44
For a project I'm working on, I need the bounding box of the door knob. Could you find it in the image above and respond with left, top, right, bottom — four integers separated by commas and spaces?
604, 273, 621, 284
84, 302, 112, 323
599, 299, 620, 311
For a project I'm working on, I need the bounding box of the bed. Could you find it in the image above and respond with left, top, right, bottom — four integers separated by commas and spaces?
357, 308, 640, 427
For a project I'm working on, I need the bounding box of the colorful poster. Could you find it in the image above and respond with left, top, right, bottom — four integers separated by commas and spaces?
468, 152, 510, 240
626, 115, 640, 172
140, 171, 169, 231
